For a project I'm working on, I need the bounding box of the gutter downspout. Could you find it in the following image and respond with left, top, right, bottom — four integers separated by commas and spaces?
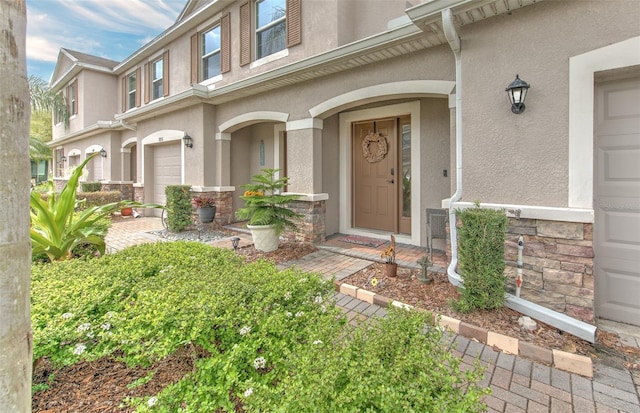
440, 9, 596, 343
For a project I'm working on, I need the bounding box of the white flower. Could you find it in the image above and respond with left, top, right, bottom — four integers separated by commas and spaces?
299, 277, 307, 283
295, 311, 304, 318
244, 388, 254, 398
61, 312, 74, 320
148, 396, 158, 407
320, 305, 327, 314
284, 292, 292, 300
76, 323, 91, 332
239, 326, 251, 336
253, 357, 266, 370
313, 340, 323, 345
286, 312, 292, 318
101, 323, 111, 331
105, 311, 116, 319
313, 295, 323, 304
86, 331, 95, 339
73, 343, 86, 355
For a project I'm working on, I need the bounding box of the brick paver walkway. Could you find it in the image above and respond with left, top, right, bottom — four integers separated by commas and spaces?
106, 217, 640, 412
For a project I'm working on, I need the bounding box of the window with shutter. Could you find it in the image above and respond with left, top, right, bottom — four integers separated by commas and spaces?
286, 0, 301, 47
256, 0, 286, 59
151, 57, 164, 100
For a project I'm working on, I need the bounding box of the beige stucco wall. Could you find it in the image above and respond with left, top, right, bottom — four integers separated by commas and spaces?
458, 0, 640, 207
81, 72, 118, 126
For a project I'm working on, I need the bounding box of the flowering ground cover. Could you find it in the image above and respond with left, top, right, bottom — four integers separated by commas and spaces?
31, 242, 489, 412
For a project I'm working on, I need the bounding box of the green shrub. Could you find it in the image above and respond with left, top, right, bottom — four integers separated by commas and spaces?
453, 204, 509, 312
165, 185, 192, 232
81, 182, 102, 192
76, 191, 122, 210
31, 242, 488, 412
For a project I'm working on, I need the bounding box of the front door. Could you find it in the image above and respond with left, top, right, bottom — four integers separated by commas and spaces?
352, 118, 397, 232
594, 75, 640, 326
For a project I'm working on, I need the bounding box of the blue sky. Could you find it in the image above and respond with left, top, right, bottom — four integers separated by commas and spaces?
27, 0, 186, 82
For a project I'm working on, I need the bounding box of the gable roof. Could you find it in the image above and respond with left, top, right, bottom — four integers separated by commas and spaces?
50, 48, 118, 90
176, 0, 211, 22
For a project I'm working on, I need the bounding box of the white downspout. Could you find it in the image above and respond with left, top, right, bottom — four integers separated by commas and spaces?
440, 8, 596, 343
442, 8, 463, 288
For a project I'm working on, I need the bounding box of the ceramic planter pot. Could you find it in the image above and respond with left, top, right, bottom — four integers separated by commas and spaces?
197, 206, 216, 223
121, 207, 133, 216
247, 224, 279, 252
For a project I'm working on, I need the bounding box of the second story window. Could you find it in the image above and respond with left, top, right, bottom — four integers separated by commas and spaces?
144, 51, 169, 104
151, 58, 163, 100
202, 26, 221, 80
256, 0, 286, 59
67, 80, 78, 116
128, 73, 137, 109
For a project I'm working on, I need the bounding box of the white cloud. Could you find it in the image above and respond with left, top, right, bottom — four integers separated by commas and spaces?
26, 36, 60, 62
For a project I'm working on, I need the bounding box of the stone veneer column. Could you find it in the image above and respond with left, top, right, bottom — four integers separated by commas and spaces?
288, 199, 327, 243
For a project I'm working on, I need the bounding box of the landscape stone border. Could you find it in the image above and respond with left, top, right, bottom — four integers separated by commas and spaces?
335, 281, 593, 378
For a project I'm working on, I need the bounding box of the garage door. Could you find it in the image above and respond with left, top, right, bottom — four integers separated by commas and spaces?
594, 75, 640, 326
88, 155, 103, 181
153, 143, 181, 206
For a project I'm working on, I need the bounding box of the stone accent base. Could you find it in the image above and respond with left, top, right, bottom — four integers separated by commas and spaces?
504, 219, 594, 324
288, 199, 326, 243
133, 186, 145, 203
191, 191, 233, 226
446, 216, 595, 324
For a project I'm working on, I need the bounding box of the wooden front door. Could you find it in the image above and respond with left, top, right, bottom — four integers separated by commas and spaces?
352, 118, 397, 232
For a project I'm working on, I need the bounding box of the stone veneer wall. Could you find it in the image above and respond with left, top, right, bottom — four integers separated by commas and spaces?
288, 200, 326, 243
192, 191, 234, 226
504, 219, 594, 324
446, 218, 595, 324
133, 186, 145, 203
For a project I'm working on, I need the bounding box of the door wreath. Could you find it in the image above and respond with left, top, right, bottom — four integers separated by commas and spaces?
362, 132, 388, 163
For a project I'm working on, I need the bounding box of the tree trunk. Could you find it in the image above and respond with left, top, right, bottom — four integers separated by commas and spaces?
0, 1, 32, 411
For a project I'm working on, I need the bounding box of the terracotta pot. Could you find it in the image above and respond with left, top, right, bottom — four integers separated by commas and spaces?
121, 207, 133, 216
385, 262, 398, 277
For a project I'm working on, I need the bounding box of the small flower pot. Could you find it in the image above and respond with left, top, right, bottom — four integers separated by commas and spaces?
385, 262, 398, 277
197, 206, 216, 223
121, 207, 133, 216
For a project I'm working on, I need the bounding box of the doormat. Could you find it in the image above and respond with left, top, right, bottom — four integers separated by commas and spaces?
338, 235, 387, 248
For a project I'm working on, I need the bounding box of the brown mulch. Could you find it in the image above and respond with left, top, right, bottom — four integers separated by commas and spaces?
32, 241, 639, 412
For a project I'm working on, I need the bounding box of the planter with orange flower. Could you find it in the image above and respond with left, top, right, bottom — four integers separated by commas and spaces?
381, 234, 397, 277
235, 169, 302, 252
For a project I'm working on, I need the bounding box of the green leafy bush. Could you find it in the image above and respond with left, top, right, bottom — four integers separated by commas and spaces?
32, 242, 488, 411
165, 185, 192, 232
81, 182, 102, 192
453, 204, 509, 312
235, 168, 302, 234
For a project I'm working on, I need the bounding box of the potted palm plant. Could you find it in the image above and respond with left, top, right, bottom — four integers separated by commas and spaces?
192, 196, 216, 223
235, 169, 302, 252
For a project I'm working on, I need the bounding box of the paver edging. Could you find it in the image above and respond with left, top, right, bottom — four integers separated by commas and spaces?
336, 282, 594, 378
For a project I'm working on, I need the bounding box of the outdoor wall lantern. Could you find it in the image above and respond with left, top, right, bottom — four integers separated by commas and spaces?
231, 236, 240, 252
60, 155, 67, 163
183, 133, 193, 148
99, 148, 107, 158
505, 74, 530, 114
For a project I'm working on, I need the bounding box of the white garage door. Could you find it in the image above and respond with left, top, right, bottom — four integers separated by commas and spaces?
88, 155, 103, 181
153, 143, 181, 206
594, 75, 640, 326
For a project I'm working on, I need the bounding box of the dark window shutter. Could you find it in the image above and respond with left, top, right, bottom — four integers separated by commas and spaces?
162, 50, 170, 97
239, 2, 251, 66
191, 34, 198, 84
73, 79, 78, 115
221, 12, 231, 73
144, 63, 150, 104
121, 77, 126, 112
286, 0, 302, 47
135, 68, 141, 107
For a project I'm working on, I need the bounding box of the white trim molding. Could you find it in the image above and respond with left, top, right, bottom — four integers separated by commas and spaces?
569, 36, 640, 209
286, 118, 323, 131
444, 200, 595, 223
219, 111, 289, 133
310, 80, 455, 119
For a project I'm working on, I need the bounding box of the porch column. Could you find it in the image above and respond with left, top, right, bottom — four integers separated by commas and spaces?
212, 132, 234, 225
286, 118, 328, 242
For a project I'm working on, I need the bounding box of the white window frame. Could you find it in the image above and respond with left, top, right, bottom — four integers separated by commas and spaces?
202, 25, 221, 81
151, 57, 163, 100
255, 0, 286, 60
127, 72, 137, 110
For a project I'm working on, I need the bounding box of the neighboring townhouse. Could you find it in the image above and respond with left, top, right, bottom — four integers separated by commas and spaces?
49, 0, 640, 332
